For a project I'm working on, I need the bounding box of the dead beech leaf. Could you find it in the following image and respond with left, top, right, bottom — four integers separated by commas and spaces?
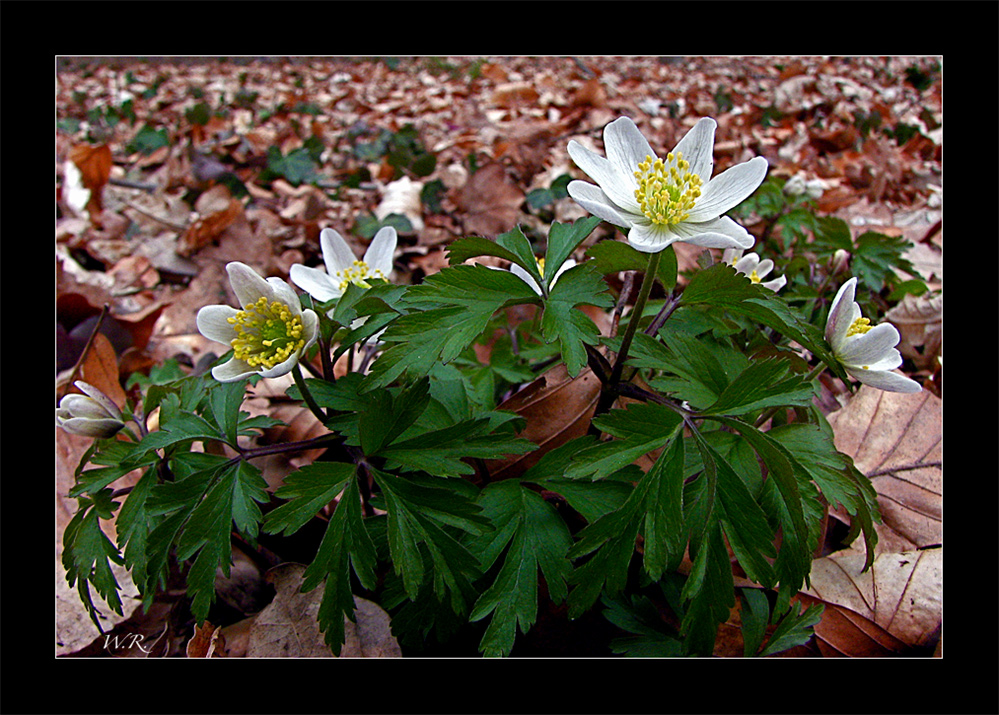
456, 162, 524, 237
187, 622, 227, 657
803, 546, 942, 652
245, 563, 401, 658
826, 386, 942, 553
886, 292, 942, 370
69, 143, 112, 215
486, 364, 601, 481
179, 185, 243, 257
794, 593, 911, 657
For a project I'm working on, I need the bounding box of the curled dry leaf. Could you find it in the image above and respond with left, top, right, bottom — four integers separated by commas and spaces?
826, 386, 942, 554
802, 546, 942, 654
179, 185, 244, 257
245, 563, 401, 658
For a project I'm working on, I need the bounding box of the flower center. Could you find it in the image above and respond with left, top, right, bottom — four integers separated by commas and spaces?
536, 257, 546, 278
335, 260, 385, 293
634, 152, 702, 226
228, 296, 305, 369
846, 316, 872, 337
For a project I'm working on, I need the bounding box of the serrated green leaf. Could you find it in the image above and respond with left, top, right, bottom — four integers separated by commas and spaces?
852, 230, 919, 291
371, 467, 486, 610
701, 357, 814, 416
680, 263, 837, 369
62, 498, 126, 626
567, 402, 683, 479
209, 378, 248, 445
759, 601, 823, 656
300, 477, 377, 654
542, 216, 602, 290
466, 480, 573, 657
680, 520, 734, 655
265, 462, 356, 536
540, 261, 614, 376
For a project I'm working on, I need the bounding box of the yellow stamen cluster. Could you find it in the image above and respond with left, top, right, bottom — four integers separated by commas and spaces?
634, 152, 703, 226
228, 296, 305, 370
846, 316, 872, 337
536, 257, 546, 278
748, 270, 761, 284
335, 260, 385, 293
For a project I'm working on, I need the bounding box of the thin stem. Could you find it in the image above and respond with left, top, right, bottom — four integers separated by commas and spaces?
591, 250, 662, 424
644, 290, 681, 337
608, 250, 661, 387
292, 362, 328, 424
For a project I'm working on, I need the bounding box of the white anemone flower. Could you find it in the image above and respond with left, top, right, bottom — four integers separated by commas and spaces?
57, 381, 126, 438
197, 262, 319, 382
509, 256, 576, 295
290, 226, 396, 303
567, 116, 768, 254
825, 277, 921, 393
722, 248, 787, 292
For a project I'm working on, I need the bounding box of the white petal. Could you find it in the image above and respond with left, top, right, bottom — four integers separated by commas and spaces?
58, 416, 124, 438
364, 226, 397, 276
290, 264, 342, 302
604, 117, 657, 181
73, 381, 122, 419
671, 216, 755, 249
825, 278, 858, 349
838, 323, 901, 367
671, 117, 716, 181
762, 275, 787, 292
212, 357, 259, 383
197, 304, 239, 344
226, 262, 271, 307
510, 262, 542, 294
688, 156, 768, 222
59, 394, 110, 420
551, 259, 576, 288
567, 180, 642, 228
300, 308, 320, 349
754, 258, 774, 278
567, 141, 640, 214
627, 222, 681, 253
848, 367, 922, 393
722, 248, 743, 264
320, 228, 358, 275
734, 253, 761, 274
266, 276, 301, 310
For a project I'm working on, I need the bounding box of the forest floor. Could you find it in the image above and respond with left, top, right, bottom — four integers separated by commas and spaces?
56, 55, 942, 659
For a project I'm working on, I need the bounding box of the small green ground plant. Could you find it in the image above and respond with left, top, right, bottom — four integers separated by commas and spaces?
59, 115, 926, 657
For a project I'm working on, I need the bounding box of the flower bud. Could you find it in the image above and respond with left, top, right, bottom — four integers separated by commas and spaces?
830, 249, 851, 276
56, 381, 125, 438
804, 179, 826, 199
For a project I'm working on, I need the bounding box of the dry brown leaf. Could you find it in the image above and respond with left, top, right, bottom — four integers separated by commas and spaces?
486, 364, 602, 481
186, 622, 227, 657
456, 162, 525, 237
69, 143, 112, 215
794, 593, 912, 657
803, 546, 942, 653
887, 292, 942, 370
826, 386, 942, 553
179, 185, 244, 257
245, 563, 401, 658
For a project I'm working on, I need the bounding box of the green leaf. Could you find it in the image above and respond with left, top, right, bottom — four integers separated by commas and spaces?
371, 467, 487, 611
759, 601, 824, 656
62, 494, 126, 628
852, 230, 920, 292
700, 357, 814, 416
265, 462, 356, 536
567, 402, 683, 479
465, 480, 573, 657
378, 417, 535, 478
301, 477, 377, 654
542, 216, 602, 290
602, 593, 683, 657
365, 264, 538, 388
540, 261, 614, 376
679, 520, 734, 655
585, 240, 677, 291
209, 378, 248, 445
680, 263, 838, 370
359, 378, 431, 455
